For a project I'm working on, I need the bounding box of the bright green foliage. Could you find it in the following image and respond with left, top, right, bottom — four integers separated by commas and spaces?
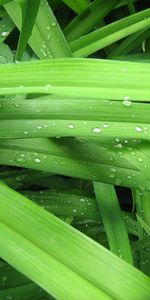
0, 0, 150, 300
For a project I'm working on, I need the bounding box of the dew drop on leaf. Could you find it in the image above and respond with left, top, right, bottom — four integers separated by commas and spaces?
92, 127, 101, 133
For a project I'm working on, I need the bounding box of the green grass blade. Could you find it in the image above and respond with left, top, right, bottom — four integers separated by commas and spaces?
0, 58, 150, 102
0, 182, 150, 300
0, 137, 149, 190
69, 9, 150, 57
109, 28, 150, 58
0, 12, 15, 41
136, 215, 150, 235
94, 182, 133, 264
64, 0, 120, 42
4, 0, 72, 58
16, 0, 40, 61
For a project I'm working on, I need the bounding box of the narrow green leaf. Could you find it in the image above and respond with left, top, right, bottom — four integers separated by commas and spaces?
94, 182, 133, 264
0, 182, 149, 300
64, 0, 120, 42
16, 0, 41, 60
69, 9, 150, 57
0, 58, 150, 102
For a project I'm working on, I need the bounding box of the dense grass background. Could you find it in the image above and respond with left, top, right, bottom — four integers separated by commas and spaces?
0, 1, 150, 300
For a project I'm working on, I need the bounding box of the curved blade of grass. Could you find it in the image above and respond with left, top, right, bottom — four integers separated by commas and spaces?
4, 0, 72, 58
0, 182, 150, 300
64, 0, 120, 42
0, 59, 150, 101
0, 40, 13, 63
109, 28, 150, 58
0, 119, 150, 141
136, 215, 150, 235
16, 0, 40, 61
0, 137, 149, 190
69, 9, 150, 57
94, 182, 133, 264
1, 97, 150, 123
22, 188, 139, 237
0, 12, 15, 41
127, 0, 136, 14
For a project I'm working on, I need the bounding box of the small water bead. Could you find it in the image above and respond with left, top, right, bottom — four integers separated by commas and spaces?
122, 99, 132, 107
122, 68, 127, 72
37, 126, 42, 129
67, 123, 75, 129
13, 102, 20, 108
46, 26, 50, 30
115, 137, 120, 143
51, 21, 57, 26
137, 157, 143, 162
103, 122, 109, 128
92, 127, 102, 134
15, 157, 26, 164
73, 209, 77, 213
114, 143, 123, 148
80, 198, 85, 202
40, 49, 47, 57
24, 131, 28, 135
34, 158, 41, 163
123, 96, 130, 101
109, 172, 115, 178
135, 126, 143, 132
1, 31, 8, 37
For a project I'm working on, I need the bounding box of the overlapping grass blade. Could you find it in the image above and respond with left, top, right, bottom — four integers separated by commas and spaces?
64, 0, 120, 42
69, 9, 150, 57
0, 138, 149, 190
0, 182, 150, 300
94, 182, 133, 264
16, 0, 41, 60
4, 0, 72, 58
0, 59, 150, 102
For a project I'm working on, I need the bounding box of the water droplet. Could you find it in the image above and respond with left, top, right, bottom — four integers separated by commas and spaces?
15, 157, 25, 164
1, 31, 8, 37
46, 26, 50, 30
109, 172, 115, 178
34, 158, 41, 163
135, 126, 143, 132
122, 68, 127, 72
103, 123, 109, 128
13, 102, 20, 108
123, 96, 130, 101
80, 198, 85, 202
51, 21, 56, 26
137, 157, 143, 162
115, 137, 120, 143
67, 123, 75, 129
37, 126, 42, 129
92, 127, 101, 133
24, 131, 28, 135
122, 99, 132, 107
